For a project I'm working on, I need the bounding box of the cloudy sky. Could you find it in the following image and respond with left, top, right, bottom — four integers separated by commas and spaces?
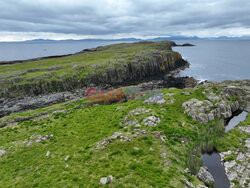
0, 0, 250, 41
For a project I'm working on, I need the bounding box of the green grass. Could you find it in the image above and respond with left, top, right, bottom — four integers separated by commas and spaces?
0, 87, 209, 187
0, 83, 248, 187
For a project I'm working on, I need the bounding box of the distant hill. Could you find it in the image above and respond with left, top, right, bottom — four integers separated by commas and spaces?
20, 35, 250, 43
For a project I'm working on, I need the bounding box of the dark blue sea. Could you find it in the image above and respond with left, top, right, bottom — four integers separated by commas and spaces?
0, 40, 249, 82
173, 40, 250, 81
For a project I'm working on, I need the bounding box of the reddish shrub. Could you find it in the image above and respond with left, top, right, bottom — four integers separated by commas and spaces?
87, 89, 127, 105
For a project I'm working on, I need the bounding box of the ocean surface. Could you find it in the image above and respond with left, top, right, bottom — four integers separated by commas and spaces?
0, 40, 249, 82
0, 40, 133, 61
173, 40, 250, 82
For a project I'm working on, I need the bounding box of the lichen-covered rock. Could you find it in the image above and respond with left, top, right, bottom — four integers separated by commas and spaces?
182, 98, 240, 124
143, 94, 166, 105
142, 116, 161, 127
197, 166, 214, 187
222, 86, 247, 98
206, 92, 221, 101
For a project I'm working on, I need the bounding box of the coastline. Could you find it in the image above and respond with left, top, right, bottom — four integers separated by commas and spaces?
0, 41, 249, 187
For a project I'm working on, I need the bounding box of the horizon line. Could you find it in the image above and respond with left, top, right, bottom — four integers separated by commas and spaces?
1, 35, 250, 43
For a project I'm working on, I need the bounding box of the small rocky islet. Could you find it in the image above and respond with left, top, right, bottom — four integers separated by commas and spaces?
0, 41, 249, 187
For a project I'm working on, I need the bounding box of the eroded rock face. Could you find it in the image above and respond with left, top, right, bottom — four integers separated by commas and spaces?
197, 166, 214, 187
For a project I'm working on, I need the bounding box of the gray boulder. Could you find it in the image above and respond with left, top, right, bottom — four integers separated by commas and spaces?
197, 166, 214, 187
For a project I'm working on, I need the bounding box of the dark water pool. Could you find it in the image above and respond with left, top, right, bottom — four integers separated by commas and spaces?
202, 153, 230, 188
202, 111, 248, 188
225, 111, 248, 132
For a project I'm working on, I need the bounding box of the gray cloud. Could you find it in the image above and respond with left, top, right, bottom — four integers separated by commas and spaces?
0, 0, 250, 41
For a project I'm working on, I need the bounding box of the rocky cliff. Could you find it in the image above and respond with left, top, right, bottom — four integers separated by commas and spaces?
0, 41, 188, 98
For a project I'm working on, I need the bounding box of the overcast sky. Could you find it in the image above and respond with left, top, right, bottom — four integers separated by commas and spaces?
0, 0, 250, 41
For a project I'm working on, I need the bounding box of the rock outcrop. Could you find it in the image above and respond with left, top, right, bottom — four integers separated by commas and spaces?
182, 80, 250, 124
0, 91, 75, 118
197, 166, 214, 187
182, 98, 239, 124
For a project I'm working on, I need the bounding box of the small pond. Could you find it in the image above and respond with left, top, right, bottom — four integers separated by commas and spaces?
202, 111, 248, 188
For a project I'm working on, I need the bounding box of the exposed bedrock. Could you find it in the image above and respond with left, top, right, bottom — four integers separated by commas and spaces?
0, 92, 76, 119
182, 80, 250, 124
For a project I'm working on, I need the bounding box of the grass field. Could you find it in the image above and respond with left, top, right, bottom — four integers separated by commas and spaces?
2, 83, 246, 187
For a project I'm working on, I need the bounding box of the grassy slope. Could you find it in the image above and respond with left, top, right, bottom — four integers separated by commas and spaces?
0, 41, 173, 89
0, 83, 248, 187
0, 87, 207, 187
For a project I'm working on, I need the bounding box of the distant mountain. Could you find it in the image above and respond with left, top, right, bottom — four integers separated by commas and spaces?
151, 36, 200, 41
25, 38, 140, 43
21, 36, 250, 43
25, 39, 55, 42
